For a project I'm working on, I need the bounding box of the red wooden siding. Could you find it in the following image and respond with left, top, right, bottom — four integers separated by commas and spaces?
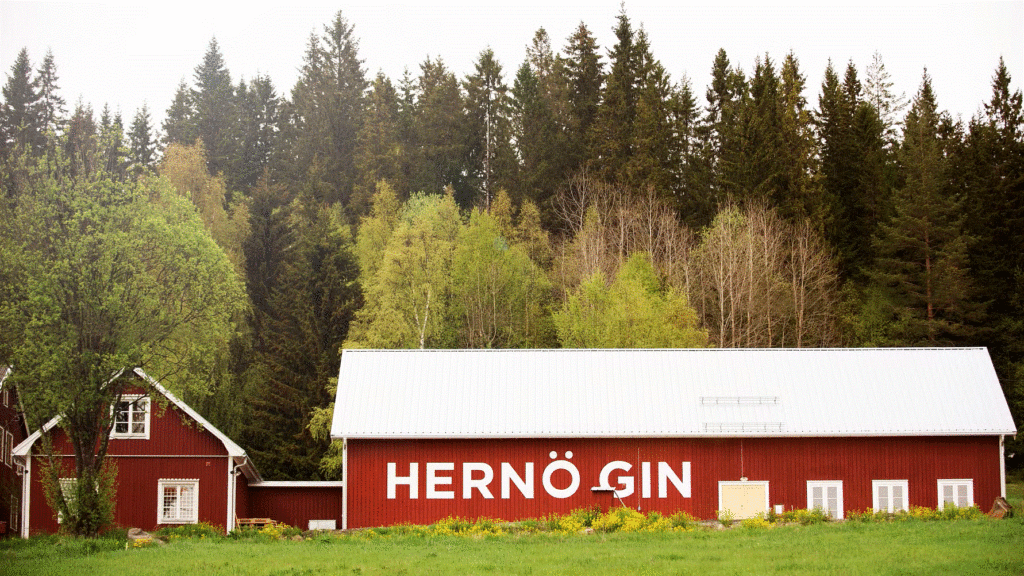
0, 384, 26, 535
26, 455, 231, 534
44, 404, 226, 457
345, 436, 1002, 529
247, 486, 345, 529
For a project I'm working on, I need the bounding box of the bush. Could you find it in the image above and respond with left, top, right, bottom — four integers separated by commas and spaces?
157, 522, 223, 540
740, 514, 771, 529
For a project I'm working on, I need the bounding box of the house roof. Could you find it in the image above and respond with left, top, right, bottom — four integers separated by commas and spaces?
330, 348, 1018, 439
13, 368, 262, 482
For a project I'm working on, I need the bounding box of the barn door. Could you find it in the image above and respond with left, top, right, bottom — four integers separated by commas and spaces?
718, 481, 769, 519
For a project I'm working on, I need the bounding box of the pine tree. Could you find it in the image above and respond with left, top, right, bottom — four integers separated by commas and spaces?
353, 72, 403, 211
163, 79, 196, 148
1, 48, 43, 156
128, 103, 156, 176
288, 11, 368, 208
868, 72, 975, 345
464, 48, 514, 208
232, 74, 278, 194
191, 38, 236, 178
591, 9, 639, 184
562, 22, 603, 173
34, 49, 66, 144
410, 57, 469, 202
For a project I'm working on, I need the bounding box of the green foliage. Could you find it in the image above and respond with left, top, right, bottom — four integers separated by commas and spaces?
0, 152, 245, 535
156, 522, 223, 540
555, 251, 708, 348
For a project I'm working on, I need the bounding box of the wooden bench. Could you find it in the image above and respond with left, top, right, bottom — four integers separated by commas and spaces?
236, 518, 278, 529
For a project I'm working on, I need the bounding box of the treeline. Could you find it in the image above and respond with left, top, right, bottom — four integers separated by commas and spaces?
2, 8, 1022, 479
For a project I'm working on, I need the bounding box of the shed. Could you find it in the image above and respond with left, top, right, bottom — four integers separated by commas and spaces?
331, 348, 1017, 527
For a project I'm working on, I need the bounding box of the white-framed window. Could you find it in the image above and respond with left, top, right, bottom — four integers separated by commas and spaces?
111, 394, 150, 439
937, 479, 974, 510
4, 430, 11, 467
807, 480, 844, 519
159, 479, 198, 524
873, 480, 909, 513
0, 425, 7, 467
57, 478, 78, 524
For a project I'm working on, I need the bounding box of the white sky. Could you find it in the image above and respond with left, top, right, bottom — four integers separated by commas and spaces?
2, 1, 1022, 130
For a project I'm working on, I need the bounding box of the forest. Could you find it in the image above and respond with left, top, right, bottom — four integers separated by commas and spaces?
1, 8, 1022, 483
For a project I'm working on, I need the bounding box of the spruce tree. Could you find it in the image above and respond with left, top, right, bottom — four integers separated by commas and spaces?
868, 72, 975, 345
191, 38, 235, 178
1, 48, 43, 156
163, 79, 196, 148
34, 49, 66, 144
464, 48, 514, 208
353, 72, 403, 210
562, 22, 603, 173
591, 8, 639, 184
128, 103, 156, 176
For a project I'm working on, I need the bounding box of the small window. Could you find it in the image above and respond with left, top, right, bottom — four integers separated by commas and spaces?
4, 430, 11, 467
112, 395, 150, 439
937, 479, 973, 510
807, 480, 844, 519
10, 493, 18, 532
873, 480, 909, 513
58, 478, 78, 524
159, 479, 198, 524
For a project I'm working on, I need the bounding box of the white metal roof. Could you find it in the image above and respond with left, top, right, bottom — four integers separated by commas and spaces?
330, 348, 1018, 439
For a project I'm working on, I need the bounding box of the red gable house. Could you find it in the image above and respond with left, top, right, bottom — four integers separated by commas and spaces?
1, 367, 29, 536
10, 368, 343, 537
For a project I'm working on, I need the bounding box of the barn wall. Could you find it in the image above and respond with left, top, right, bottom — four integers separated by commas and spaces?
247, 486, 345, 529
346, 436, 1002, 528
26, 454, 231, 534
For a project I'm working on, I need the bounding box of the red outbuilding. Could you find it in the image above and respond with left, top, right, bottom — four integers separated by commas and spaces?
330, 348, 1018, 528
11, 368, 344, 537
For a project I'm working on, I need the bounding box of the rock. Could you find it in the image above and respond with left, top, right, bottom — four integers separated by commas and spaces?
291, 535, 304, 542
127, 528, 151, 540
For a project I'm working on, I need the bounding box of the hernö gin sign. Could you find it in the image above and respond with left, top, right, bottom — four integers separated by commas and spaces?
387, 451, 692, 500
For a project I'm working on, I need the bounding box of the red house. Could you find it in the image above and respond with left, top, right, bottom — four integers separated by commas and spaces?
11, 368, 343, 537
330, 348, 1018, 528
1, 367, 29, 536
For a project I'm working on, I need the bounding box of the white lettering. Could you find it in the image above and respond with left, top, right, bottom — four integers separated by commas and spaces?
658, 461, 691, 498
387, 462, 418, 499
597, 461, 635, 498
501, 462, 534, 499
463, 463, 494, 499
427, 462, 455, 499
542, 452, 580, 499
641, 461, 652, 498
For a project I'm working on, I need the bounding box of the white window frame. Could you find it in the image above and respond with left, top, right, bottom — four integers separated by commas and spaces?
937, 479, 974, 510
158, 479, 199, 524
806, 480, 844, 519
873, 479, 909, 513
57, 477, 77, 524
10, 493, 18, 532
4, 430, 11, 467
0, 425, 7, 467
111, 394, 150, 439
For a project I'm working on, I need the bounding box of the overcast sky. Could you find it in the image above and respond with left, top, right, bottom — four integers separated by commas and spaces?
2, 1, 1022, 131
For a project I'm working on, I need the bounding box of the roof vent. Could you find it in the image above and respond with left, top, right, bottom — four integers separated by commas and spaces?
701, 396, 779, 405
703, 422, 784, 432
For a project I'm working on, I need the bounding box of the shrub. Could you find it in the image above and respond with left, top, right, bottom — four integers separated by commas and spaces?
741, 514, 771, 529
157, 522, 223, 540
717, 509, 735, 527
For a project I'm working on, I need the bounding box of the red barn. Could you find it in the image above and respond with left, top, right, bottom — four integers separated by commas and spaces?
330, 348, 1018, 528
11, 369, 344, 536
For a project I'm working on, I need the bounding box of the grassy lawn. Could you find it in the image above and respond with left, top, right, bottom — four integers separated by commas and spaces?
3, 483, 1022, 576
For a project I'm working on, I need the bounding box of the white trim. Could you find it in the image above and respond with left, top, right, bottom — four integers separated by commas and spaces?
226, 459, 234, 532
872, 479, 909, 512
248, 481, 346, 488
1000, 435, 1006, 498
20, 455, 30, 538
342, 438, 348, 531
937, 479, 974, 510
806, 480, 844, 519
718, 480, 769, 520
158, 478, 199, 524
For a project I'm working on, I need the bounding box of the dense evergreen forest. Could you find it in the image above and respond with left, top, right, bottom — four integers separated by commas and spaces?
2, 9, 1022, 481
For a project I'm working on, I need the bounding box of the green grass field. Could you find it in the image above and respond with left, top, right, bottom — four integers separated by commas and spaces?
3, 483, 1022, 576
